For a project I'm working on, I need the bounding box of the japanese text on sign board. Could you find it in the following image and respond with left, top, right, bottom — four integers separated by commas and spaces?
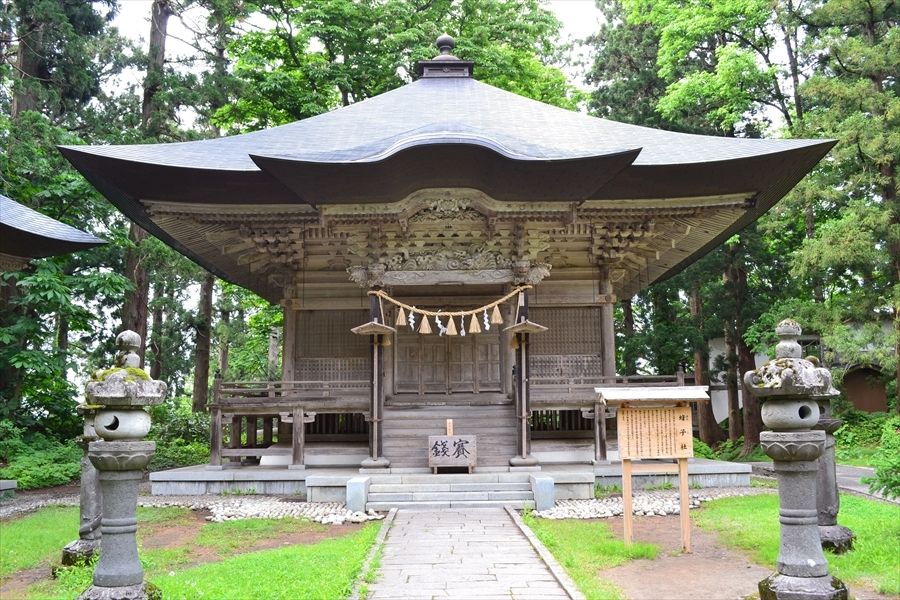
617, 406, 693, 460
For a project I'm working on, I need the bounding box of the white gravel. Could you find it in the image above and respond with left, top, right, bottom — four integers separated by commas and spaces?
2, 486, 770, 523
0, 492, 383, 524
532, 487, 772, 520
137, 495, 384, 525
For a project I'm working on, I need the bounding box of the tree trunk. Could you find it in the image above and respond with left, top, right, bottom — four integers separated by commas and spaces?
621, 297, 637, 376
690, 285, 725, 444
142, 0, 174, 136
218, 307, 230, 377
11, 11, 42, 117
724, 324, 742, 442
149, 289, 163, 380
121, 223, 149, 363
739, 340, 762, 452
56, 312, 69, 377
192, 273, 215, 412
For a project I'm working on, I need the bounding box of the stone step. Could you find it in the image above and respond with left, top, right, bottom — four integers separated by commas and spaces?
368, 490, 533, 502
368, 482, 531, 493
366, 499, 535, 511
384, 472, 531, 484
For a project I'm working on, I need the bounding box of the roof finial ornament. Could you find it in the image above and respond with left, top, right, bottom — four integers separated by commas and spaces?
436, 34, 455, 56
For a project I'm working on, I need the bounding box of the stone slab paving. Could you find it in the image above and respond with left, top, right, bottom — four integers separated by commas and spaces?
367, 508, 577, 600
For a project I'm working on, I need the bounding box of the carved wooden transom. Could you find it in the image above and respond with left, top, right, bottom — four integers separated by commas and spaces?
143, 188, 753, 300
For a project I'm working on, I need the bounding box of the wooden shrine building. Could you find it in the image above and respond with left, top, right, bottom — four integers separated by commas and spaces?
62, 37, 833, 474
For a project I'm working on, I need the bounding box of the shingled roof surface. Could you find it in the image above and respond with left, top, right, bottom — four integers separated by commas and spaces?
0, 194, 106, 259
57, 59, 834, 296
63, 77, 823, 168
59, 75, 833, 206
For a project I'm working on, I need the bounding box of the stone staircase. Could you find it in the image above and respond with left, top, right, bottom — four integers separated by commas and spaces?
365, 472, 535, 511
382, 401, 518, 468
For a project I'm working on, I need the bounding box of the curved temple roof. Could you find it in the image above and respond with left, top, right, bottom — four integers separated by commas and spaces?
0, 194, 106, 267
58, 46, 834, 299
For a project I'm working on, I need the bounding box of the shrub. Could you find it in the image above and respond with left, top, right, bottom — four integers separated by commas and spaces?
834, 410, 890, 447
693, 437, 716, 459
0, 419, 27, 462
148, 396, 209, 444
149, 439, 210, 470
864, 416, 900, 499
0, 440, 81, 489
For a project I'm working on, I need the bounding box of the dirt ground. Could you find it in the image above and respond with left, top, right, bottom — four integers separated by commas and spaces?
0, 508, 363, 600
600, 516, 894, 600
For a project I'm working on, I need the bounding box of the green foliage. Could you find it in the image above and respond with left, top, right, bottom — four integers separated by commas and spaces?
709, 437, 769, 463
695, 493, 900, 595
863, 416, 900, 500
594, 483, 622, 499
0, 419, 27, 461
692, 437, 716, 459
148, 396, 211, 470
524, 514, 658, 599
0, 435, 81, 489
835, 411, 892, 447
149, 439, 210, 471
214, 0, 580, 132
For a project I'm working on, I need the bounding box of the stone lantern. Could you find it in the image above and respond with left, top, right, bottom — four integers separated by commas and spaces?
61, 404, 102, 566
744, 319, 848, 600
812, 376, 855, 553
80, 330, 166, 600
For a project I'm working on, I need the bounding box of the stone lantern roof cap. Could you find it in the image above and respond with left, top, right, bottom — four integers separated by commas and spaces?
744, 319, 838, 399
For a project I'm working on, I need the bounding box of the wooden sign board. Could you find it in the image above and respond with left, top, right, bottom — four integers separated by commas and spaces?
428, 435, 476, 473
617, 406, 693, 460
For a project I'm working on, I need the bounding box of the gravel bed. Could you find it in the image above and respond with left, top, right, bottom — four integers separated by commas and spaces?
138, 495, 384, 525
1, 492, 383, 525
0, 493, 78, 520
533, 486, 773, 520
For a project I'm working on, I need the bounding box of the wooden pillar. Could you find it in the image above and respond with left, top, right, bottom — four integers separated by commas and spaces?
500, 289, 514, 397
209, 406, 222, 469
510, 289, 538, 467
229, 416, 241, 464
597, 264, 616, 463
290, 407, 305, 469
282, 303, 297, 382
599, 264, 617, 377
263, 417, 273, 446
245, 416, 258, 465
362, 292, 390, 469
208, 376, 223, 469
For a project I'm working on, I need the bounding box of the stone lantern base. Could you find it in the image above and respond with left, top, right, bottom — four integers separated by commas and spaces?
819, 525, 855, 554
80, 582, 160, 600
760, 574, 848, 600
61, 539, 100, 567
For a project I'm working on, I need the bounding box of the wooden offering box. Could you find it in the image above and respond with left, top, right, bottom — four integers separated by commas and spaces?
428, 435, 477, 473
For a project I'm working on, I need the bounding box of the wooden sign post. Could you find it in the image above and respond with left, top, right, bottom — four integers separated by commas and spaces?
595, 386, 709, 554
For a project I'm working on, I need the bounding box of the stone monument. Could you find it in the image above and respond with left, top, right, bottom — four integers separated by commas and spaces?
80, 330, 166, 600
744, 319, 848, 600
61, 404, 102, 566
813, 375, 855, 553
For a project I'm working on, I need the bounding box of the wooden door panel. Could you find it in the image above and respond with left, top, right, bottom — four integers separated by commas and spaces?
476, 335, 502, 391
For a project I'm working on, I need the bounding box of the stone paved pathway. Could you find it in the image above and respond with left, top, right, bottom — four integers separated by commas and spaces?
367, 508, 574, 600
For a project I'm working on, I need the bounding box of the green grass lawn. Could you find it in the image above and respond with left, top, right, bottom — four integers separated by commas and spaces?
2, 505, 379, 600
0, 506, 190, 580
694, 493, 900, 596
523, 514, 657, 600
